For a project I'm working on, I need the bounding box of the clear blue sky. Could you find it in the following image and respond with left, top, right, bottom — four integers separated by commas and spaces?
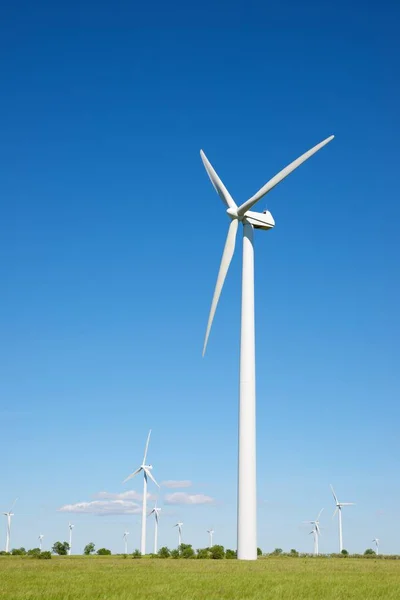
1, 0, 399, 555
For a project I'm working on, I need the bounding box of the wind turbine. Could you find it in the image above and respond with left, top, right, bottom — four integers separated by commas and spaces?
201, 135, 334, 560
3, 498, 17, 553
330, 485, 355, 552
372, 538, 380, 555
148, 503, 161, 554
303, 509, 323, 555
123, 429, 159, 555
207, 529, 214, 547
123, 531, 129, 554
68, 523, 74, 555
38, 534, 44, 551
174, 522, 183, 548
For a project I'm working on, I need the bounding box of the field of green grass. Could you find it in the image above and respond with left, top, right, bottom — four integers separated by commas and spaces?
1, 556, 399, 600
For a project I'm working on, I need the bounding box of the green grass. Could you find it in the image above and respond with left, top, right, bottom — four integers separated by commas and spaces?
1, 556, 399, 600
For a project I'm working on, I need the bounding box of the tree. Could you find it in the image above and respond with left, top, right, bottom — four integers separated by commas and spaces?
290, 549, 299, 556
52, 542, 70, 556
180, 543, 195, 559
257, 547, 263, 557
158, 546, 170, 558
197, 548, 210, 559
341, 549, 349, 556
171, 549, 180, 559
225, 549, 237, 559
210, 545, 225, 559
11, 547, 26, 556
364, 548, 376, 555
27, 548, 41, 557
132, 549, 141, 558
97, 548, 111, 555
83, 543, 95, 555
38, 551, 51, 560
272, 548, 283, 555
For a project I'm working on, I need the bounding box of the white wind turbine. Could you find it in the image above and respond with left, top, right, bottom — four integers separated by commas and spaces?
303, 509, 323, 555
123, 429, 159, 555
3, 498, 17, 553
174, 522, 183, 548
68, 523, 74, 555
372, 538, 380, 555
207, 529, 214, 547
201, 136, 334, 560
123, 531, 129, 554
38, 534, 44, 551
148, 503, 161, 554
330, 485, 355, 552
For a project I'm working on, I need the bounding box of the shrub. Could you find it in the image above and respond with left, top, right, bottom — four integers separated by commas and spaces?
364, 549, 376, 555
38, 551, 51, 560
210, 545, 225, 559
272, 548, 283, 555
27, 548, 41, 557
84, 543, 95, 555
180, 544, 195, 559
131, 549, 141, 558
197, 548, 210, 559
257, 547, 263, 557
158, 547, 170, 558
11, 548, 26, 556
171, 549, 180, 559
290, 549, 299, 556
97, 548, 111, 555
225, 549, 237, 559
52, 542, 70, 556
341, 549, 349, 556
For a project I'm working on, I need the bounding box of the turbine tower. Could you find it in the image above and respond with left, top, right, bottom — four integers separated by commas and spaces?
123, 430, 159, 555
303, 509, 323, 555
148, 503, 161, 554
330, 485, 355, 552
38, 534, 44, 551
372, 538, 380, 555
68, 523, 74, 555
174, 522, 183, 548
201, 136, 334, 560
123, 531, 129, 554
3, 498, 17, 553
207, 529, 214, 547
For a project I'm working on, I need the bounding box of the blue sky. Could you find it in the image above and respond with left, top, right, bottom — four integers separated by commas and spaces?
1, 0, 399, 555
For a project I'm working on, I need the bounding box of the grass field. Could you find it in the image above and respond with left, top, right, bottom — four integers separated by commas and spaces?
1, 556, 399, 600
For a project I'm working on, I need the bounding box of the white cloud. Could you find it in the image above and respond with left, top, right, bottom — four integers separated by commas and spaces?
161, 480, 192, 489
95, 491, 155, 501
164, 493, 214, 505
58, 500, 141, 516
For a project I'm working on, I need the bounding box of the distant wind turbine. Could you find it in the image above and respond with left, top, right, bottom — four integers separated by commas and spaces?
123, 429, 159, 555
3, 498, 17, 553
201, 136, 334, 560
330, 485, 355, 552
174, 522, 183, 548
38, 534, 44, 551
207, 529, 214, 547
372, 538, 380, 555
148, 503, 161, 554
303, 509, 323, 555
123, 531, 129, 554
68, 523, 74, 555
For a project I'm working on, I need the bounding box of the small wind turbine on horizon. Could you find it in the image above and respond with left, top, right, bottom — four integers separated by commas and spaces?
207, 529, 214, 547
68, 523, 74, 555
3, 498, 17, 553
201, 136, 334, 560
330, 485, 355, 552
372, 538, 380, 555
123, 429, 159, 555
303, 509, 323, 555
174, 522, 183, 548
38, 534, 44, 551
123, 531, 129, 554
148, 503, 161, 554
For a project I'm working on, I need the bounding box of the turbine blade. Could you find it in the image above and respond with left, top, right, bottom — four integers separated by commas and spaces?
200, 150, 237, 209
237, 135, 334, 216
202, 218, 239, 356
316, 508, 324, 521
330, 484, 338, 504
9, 498, 18, 513
332, 507, 338, 518
340, 502, 355, 506
123, 467, 142, 483
144, 467, 160, 488
143, 430, 152, 464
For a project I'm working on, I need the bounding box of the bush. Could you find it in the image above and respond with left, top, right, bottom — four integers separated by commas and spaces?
171, 549, 180, 559
257, 547, 263, 557
290, 549, 299, 556
131, 549, 141, 558
84, 543, 95, 555
197, 548, 210, 559
225, 549, 237, 559
364, 548, 376, 555
11, 548, 26, 556
210, 545, 225, 559
158, 546, 170, 558
341, 549, 349, 556
27, 548, 41, 557
52, 542, 70, 556
97, 548, 111, 555
272, 548, 283, 555
180, 544, 195, 559
38, 551, 52, 560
